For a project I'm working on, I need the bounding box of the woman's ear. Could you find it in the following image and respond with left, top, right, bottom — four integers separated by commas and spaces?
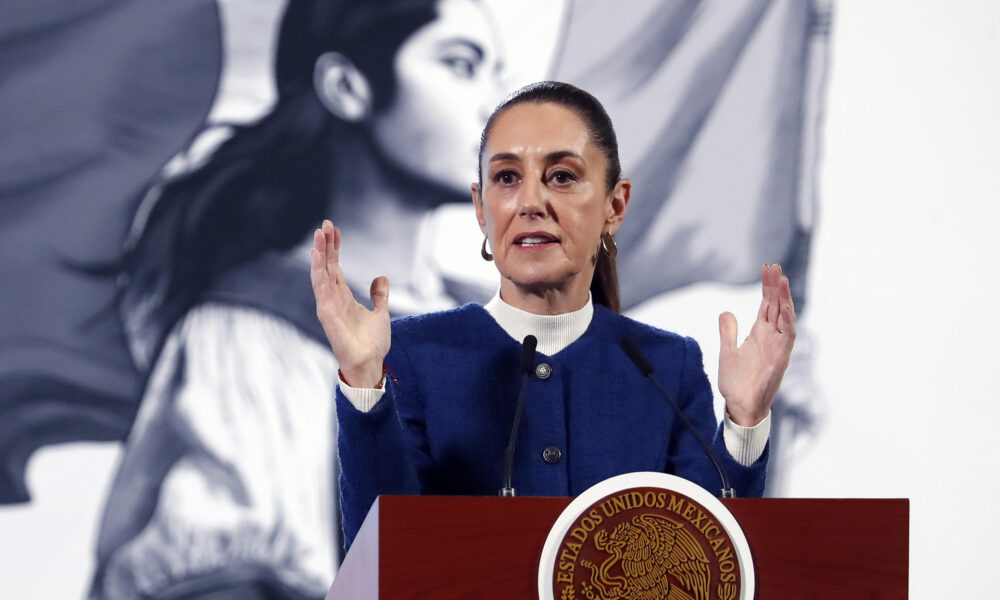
314, 52, 373, 122
471, 183, 488, 235
605, 178, 631, 235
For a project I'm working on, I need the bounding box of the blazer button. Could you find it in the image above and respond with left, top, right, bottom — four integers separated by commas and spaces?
535, 363, 552, 379
542, 446, 562, 464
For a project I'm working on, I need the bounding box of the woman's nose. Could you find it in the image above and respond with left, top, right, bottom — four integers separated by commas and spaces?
479, 73, 504, 123
479, 100, 493, 124
518, 178, 549, 218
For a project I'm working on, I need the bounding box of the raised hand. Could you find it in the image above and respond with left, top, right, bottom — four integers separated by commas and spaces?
310, 220, 391, 388
718, 264, 796, 426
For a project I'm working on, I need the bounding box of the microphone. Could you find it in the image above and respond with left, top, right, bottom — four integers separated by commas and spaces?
500, 335, 537, 497
619, 337, 736, 498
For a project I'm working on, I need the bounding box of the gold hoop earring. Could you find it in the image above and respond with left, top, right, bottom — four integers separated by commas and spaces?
601, 232, 618, 258
481, 236, 493, 261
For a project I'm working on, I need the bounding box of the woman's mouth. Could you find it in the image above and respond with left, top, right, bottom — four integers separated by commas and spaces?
513, 232, 559, 247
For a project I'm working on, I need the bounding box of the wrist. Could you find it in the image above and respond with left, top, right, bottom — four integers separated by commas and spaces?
340, 362, 385, 389
725, 402, 769, 427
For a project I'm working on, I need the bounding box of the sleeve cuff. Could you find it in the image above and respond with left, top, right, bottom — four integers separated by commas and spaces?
723, 411, 770, 466
338, 381, 385, 412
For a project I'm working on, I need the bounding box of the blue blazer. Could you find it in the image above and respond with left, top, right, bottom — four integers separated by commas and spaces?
335, 303, 767, 548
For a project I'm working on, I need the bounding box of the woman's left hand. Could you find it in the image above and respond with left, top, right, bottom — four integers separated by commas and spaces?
718, 264, 796, 426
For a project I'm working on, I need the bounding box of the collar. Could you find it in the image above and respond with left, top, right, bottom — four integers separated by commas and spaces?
483, 290, 594, 356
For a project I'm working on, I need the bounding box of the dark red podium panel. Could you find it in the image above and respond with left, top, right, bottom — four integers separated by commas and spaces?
327, 496, 908, 599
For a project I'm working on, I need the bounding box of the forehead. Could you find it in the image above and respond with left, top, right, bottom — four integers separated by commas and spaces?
485, 102, 594, 158
407, 0, 495, 53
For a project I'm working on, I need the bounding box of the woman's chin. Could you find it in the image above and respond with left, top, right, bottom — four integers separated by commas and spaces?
503, 269, 576, 293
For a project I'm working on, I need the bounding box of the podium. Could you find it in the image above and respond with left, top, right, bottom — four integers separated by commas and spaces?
327, 495, 908, 599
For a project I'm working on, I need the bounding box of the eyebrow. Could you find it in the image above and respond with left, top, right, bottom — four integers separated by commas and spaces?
545, 150, 584, 163
437, 38, 484, 60
489, 151, 584, 163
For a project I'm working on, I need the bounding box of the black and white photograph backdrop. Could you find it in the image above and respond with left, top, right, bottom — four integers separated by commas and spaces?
0, 0, 996, 597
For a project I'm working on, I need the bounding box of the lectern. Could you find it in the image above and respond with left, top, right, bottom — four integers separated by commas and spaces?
326, 495, 908, 599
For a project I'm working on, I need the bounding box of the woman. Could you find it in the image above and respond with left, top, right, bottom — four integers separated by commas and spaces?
118, 0, 502, 369
311, 82, 795, 548
91, 1, 503, 598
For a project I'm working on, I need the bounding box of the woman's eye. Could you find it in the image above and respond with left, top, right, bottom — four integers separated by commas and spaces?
493, 170, 518, 186
549, 170, 577, 185
442, 57, 476, 79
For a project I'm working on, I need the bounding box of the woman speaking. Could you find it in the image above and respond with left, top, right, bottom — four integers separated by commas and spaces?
310, 82, 796, 548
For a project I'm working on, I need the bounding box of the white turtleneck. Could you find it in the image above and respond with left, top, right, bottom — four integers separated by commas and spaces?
482, 290, 593, 356
339, 291, 769, 466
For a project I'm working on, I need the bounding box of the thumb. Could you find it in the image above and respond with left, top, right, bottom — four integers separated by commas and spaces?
719, 312, 738, 353
370, 275, 389, 313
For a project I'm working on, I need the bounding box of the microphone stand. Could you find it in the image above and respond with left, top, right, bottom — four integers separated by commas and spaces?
500, 335, 537, 497
619, 337, 736, 498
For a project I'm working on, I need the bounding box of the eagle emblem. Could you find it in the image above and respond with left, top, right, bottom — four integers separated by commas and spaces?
579, 513, 711, 600
543, 478, 751, 600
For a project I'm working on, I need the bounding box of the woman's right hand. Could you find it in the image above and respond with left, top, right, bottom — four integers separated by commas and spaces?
310, 219, 391, 388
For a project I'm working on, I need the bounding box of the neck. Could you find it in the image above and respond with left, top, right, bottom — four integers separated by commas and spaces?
291, 129, 462, 287
498, 277, 593, 316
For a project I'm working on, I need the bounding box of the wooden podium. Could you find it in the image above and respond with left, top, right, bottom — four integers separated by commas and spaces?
327, 495, 908, 599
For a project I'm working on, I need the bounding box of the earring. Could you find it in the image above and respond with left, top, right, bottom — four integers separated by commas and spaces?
481, 235, 493, 261
601, 232, 618, 258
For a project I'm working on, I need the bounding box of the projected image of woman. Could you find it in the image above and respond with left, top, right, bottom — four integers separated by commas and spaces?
90, 1, 503, 598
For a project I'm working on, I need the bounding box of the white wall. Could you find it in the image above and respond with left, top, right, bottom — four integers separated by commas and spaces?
784, 0, 1000, 595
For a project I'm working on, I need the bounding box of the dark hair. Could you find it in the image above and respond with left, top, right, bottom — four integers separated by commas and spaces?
120, 0, 439, 362
477, 81, 623, 313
